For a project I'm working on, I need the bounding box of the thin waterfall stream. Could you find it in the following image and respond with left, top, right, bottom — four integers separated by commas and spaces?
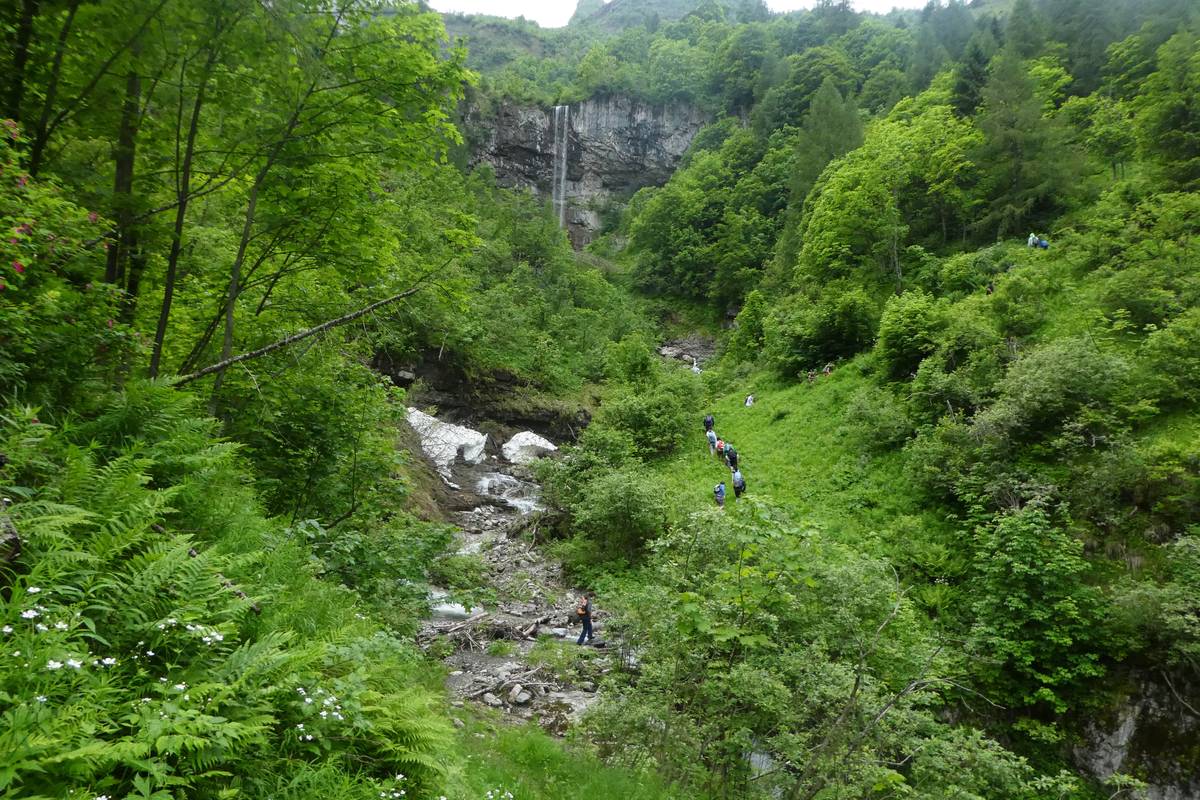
552, 104, 569, 227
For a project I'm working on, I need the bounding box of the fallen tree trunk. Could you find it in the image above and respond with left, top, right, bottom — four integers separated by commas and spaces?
173, 266, 442, 387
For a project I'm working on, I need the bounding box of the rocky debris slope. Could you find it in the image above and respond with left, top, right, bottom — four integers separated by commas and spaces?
659, 334, 717, 367
408, 415, 614, 733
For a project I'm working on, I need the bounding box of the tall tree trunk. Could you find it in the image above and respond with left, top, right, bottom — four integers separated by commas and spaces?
208, 12, 343, 402
30, 0, 165, 176
105, 66, 141, 294
5, 0, 39, 122
24, 0, 77, 171
150, 53, 216, 377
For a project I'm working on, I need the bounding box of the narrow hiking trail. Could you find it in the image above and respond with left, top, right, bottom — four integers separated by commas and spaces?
407, 409, 616, 734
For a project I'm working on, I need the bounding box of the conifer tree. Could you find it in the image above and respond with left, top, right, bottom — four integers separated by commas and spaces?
952, 32, 995, 117
1006, 0, 1045, 58
973, 49, 1078, 238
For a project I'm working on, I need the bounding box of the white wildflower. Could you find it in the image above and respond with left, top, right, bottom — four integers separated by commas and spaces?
296, 723, 304, 730
36, 623, 47, 632
46, 660, 63, 670
54, 621, 67, 631
101, 657, 116, 666
304, 734, 314, 741
2, 624, 12, 634
145, 650, 154, 656
21, 609, 38, 619
173, 683, 187, 691
35, 695, 47, 703
65, 658, 82, 669
26, 586, 40, 594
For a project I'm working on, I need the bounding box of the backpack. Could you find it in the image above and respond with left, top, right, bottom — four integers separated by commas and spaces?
716, 440, 725, 453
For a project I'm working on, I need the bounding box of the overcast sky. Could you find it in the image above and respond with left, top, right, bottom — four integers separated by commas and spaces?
428, 1, 930, 29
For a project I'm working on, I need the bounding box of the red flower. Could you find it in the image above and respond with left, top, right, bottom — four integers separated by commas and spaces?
16, 175, 27, 188
12, 260, 24, 274
87, 211, 98, 223
106, 318, 114, 328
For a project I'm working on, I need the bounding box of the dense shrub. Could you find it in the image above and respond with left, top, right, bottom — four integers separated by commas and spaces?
594, 371, 697, 458
973, 337, 1128, 442
876, 289, 945, 379
968, 507, 1105, 715
763, 287, 877, 376
1141, 307, 1200, 404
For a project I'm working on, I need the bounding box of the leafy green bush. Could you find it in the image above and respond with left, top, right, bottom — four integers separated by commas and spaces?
876, 289, 945, 379
968, 507, 1105, 716
763, 287, 877, 376
593, 371, 696, 459
0, 143, 132, 405
571, 466, 669, 561
843, 384, 915, 449
973, 337, 1128, 442
1141, 307, 1200, 404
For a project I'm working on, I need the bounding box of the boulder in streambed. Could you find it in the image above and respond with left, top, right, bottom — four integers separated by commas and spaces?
406, 407, 488, 476
502, 431, 557, 464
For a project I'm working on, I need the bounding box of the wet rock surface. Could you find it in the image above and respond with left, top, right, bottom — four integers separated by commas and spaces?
659, 334, 717, 367
466, 95, 707, 248
409, 412, 610, 733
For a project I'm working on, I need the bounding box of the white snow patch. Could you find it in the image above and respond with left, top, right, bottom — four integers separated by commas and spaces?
406, 407, 488, 476
502, 431, 557, 464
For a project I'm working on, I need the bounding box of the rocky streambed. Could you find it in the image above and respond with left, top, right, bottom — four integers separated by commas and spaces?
407, 408, 611, 734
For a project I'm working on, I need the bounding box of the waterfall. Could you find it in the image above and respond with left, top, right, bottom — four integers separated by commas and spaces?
552, 104, 569, 227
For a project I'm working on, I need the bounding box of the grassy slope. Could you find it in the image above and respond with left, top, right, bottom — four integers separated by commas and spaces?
449, 710, 699, 799
650, 365, 947, 559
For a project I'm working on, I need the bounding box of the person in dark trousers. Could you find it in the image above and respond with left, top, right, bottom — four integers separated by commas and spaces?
724, 443, 738, 470
703, 413, 715, 432
707, 428, 718, 455
714, 481, 726, 508
575, 592, 593, 645
732, 469, 746, 498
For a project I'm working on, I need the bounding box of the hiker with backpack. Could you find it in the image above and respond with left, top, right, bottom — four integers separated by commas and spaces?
715, 439, 726, 461
704, 413, 714, 433
707, 428, 718, 455
714, 481, 726, 508
724, 442, 738, 470
732, 468, 746, 498
575, 592, 594, 645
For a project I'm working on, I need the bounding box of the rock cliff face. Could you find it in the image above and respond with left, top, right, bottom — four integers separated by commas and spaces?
1073, 673, 1200, 800
466, 95, 707, 247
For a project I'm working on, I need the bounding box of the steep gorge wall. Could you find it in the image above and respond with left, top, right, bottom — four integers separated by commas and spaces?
465, 95, 707, 247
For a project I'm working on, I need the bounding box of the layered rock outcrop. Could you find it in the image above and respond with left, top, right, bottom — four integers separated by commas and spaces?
466, 95, 707, 247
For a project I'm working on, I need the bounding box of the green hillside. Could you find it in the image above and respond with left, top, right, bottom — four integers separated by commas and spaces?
3, 0, 1200, 798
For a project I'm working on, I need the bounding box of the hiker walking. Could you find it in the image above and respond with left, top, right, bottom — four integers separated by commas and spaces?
715, 439, 726, 461
706, 428, 718, 455
575, 592, 593, 645
724, 442, 739, 471
703, 413, 715, 433
1027, 232, 1038, 248
744, 394, 755, 407
714, 481, 726, 508
732, 469, 746, 499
